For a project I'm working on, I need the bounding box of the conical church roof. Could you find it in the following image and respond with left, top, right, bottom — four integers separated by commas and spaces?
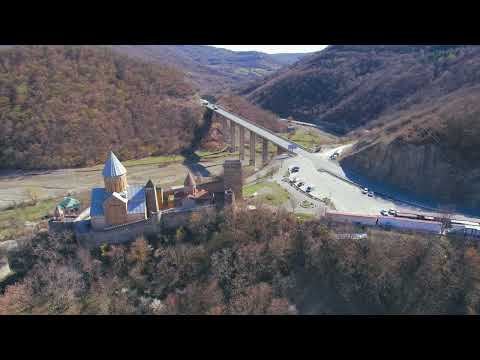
184, 172, 196, 187
102, 151, 127, 177
145, 179, 155, 188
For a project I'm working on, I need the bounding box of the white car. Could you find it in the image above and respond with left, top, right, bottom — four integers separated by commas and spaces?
296, 181, 305, 188
362, 187, 368, 194
380, 209, 389, 216
388, 209, 397, 216
368, 191, 374, 197
300, 184, 310, 192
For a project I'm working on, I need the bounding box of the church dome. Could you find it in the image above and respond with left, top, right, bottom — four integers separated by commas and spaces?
103, 151, 127, 177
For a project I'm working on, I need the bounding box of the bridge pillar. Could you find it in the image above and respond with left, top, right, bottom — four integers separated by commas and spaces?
249, 131, 256, 167
224, 118, 230, 133
239, 126, 245, 161
262, 138, 269, 166
230, 123, 236, 152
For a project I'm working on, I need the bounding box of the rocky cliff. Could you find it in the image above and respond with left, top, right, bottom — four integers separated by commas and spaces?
341, 87, 480, 210
342, 140, 480, 209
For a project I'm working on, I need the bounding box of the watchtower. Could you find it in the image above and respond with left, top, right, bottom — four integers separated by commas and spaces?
145, 179, 159, 217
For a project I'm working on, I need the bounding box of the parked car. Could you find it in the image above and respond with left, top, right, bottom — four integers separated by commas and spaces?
305, 186, 314, 193
289, 166, 300, 173
362, 187, 368, 194
388, 209, 397, 216
292, 178, 302, 186
368, 191, 374, 197
296, 181, 305, 188
380, 209, 389, 216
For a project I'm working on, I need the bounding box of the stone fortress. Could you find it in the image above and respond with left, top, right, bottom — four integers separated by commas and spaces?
49, 151, 243, 247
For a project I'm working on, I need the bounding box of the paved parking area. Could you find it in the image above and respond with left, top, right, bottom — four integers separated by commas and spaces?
279, 151, 480, 221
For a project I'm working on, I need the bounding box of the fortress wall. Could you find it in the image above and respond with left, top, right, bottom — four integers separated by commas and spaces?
48, 219, 75, 233
91, 216, 106, 230
78, 214, 161, 248
161, 205, 216, 230
75, 206, 218, 248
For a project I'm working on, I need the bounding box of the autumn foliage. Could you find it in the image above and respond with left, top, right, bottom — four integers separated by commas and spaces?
2, 207, 480, 315
0, 45, 204, 169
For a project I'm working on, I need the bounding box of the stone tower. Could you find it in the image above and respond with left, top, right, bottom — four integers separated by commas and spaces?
145, 179, 159, 217
184, 171, 197, 196
103, 151, 127, 193
223, 160, 243, 201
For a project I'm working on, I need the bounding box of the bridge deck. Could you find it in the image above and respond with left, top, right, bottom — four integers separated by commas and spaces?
206, 103, 311, 157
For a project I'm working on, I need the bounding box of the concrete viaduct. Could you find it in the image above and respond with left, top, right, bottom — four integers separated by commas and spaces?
203, 100, 311, 168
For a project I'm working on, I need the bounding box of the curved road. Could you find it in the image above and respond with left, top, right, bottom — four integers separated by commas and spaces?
205, 100, 480, 223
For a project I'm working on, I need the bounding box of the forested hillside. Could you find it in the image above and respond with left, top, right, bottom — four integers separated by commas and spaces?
243, 45, 480, 210
2, 207, 480, 315
243, 45, 479, 133
108, 45, 306, 94
0, 45, 204, 169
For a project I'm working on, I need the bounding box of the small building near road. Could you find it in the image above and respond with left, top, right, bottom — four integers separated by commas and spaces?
56, 196, 81, 215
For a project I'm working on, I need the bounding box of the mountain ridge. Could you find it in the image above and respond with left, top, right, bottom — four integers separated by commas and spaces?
107, 45, 308, 94
242, 45, 480, 209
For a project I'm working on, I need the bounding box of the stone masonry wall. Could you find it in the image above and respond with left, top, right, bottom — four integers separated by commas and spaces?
77, 213, 161, 248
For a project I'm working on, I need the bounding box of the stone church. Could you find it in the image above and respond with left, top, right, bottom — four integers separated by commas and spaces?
90, 152, 154, 230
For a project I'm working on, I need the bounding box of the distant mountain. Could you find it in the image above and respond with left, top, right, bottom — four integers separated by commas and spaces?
243, 45, 480, 209
107, 45, 308, 94
242, 45, 476, 133
269, 53, 310, 65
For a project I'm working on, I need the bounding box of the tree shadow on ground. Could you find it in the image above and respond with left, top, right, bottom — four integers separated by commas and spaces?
180, 108, 215, 178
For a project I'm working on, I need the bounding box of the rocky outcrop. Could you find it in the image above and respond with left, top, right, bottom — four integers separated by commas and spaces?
341, 140, 480, 209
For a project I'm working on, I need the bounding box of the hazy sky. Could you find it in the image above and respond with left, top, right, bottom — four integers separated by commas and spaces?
211, 45, 328, 54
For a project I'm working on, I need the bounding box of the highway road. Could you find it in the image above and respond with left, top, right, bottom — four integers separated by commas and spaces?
281, 148, 480, 222
204, 100, 480, 222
